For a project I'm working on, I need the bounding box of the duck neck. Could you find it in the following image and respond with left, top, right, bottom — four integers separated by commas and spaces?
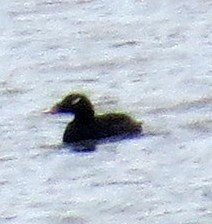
74, 110, 95, 123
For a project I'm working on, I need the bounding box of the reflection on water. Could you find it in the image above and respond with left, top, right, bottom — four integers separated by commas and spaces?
62, 133, 143, 152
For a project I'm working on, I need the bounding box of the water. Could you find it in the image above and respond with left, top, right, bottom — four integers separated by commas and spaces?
0, 0, 212, 223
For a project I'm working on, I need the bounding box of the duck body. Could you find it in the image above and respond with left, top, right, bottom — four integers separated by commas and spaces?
45, 93, 142, 143
63, 113, 142, 143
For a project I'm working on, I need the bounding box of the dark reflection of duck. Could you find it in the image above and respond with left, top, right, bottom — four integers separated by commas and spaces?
45, 93, 142, 148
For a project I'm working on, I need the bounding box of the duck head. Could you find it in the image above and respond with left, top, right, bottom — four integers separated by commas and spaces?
44, 93, 95, 120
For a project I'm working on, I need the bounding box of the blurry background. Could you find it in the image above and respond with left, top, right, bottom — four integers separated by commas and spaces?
0, 0, 212, 223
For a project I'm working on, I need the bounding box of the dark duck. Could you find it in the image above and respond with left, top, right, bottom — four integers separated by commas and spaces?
45, 93, 142, 144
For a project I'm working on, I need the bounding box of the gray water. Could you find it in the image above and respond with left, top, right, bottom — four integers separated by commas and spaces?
0, 0, 212, 223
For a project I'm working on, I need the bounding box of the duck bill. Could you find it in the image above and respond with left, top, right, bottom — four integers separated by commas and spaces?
43, 105, 60, 114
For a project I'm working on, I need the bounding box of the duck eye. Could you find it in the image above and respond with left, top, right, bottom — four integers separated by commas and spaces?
71, 97, 81, 105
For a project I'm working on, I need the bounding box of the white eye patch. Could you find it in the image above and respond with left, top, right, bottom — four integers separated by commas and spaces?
71, 97, 81, 105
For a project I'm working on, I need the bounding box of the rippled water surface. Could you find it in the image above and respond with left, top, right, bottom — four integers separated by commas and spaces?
0, 0, 212, 223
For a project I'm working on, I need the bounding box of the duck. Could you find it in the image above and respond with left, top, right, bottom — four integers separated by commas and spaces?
44, 93, 142, 143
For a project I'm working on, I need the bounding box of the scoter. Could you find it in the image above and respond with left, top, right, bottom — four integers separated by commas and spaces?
44, 93, 142, 143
